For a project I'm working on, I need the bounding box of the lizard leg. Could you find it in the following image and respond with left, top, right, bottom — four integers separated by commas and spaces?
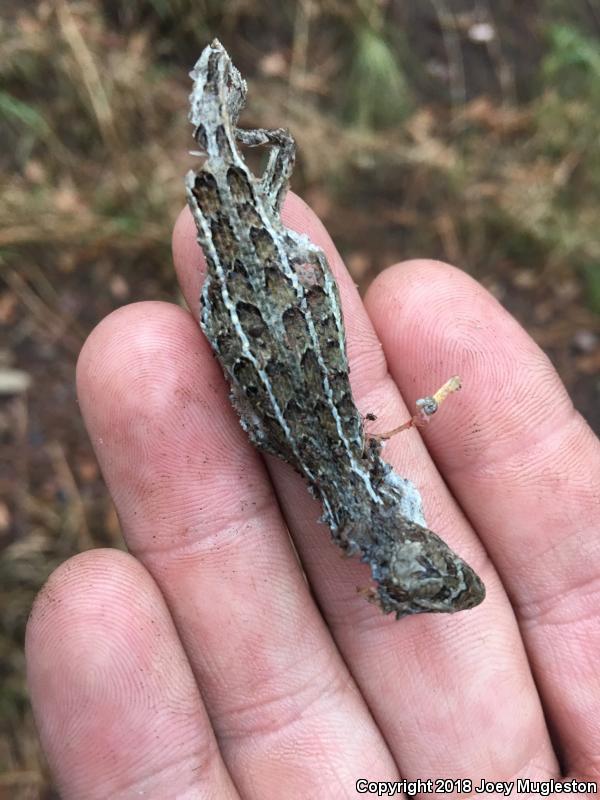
235, 127, 296, 212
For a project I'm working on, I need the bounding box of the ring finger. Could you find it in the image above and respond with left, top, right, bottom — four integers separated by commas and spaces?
76, 299, 398, 798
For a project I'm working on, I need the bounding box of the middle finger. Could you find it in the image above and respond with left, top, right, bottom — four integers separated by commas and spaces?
173, 196, 558, 784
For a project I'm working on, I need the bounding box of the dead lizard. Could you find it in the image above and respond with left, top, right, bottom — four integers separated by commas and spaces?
184, 40, 485, 618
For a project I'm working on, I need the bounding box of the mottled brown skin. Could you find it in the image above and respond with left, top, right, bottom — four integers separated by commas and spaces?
185, 40, 485, 617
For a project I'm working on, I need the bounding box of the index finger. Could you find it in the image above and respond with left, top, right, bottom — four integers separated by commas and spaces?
366, 258, 600, 779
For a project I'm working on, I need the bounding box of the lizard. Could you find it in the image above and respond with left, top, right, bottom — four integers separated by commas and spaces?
184, 39, 485, 618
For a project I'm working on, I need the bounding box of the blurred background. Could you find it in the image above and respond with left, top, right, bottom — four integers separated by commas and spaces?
1, 1, 599, 796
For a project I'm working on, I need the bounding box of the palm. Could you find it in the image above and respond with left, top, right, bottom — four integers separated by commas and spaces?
26, 196, 600, 799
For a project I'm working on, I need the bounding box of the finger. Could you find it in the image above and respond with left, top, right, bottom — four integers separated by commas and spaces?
26, 549, 239, 800
76, 301, 398, 799
173, 198, 557, 782
365, 259, 600, 778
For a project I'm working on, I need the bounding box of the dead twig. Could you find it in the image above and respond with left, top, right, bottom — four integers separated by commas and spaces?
430, 0, 467, 109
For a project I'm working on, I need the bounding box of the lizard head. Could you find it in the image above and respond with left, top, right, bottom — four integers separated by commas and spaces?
189, 39, 248, 130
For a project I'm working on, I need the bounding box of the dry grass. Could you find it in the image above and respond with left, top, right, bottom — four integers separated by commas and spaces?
1, 1, 599, 795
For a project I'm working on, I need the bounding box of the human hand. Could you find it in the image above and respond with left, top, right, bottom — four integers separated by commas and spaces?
26, 196, 600, 799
